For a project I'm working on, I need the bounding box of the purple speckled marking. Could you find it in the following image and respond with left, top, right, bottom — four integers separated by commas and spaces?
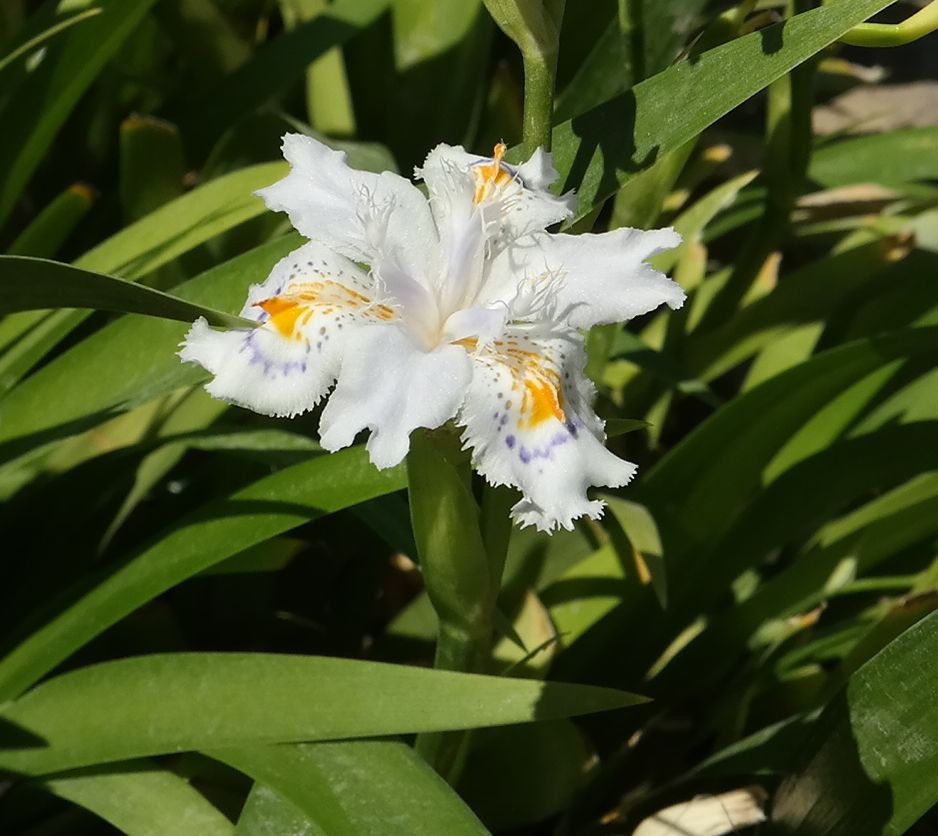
515, 427, 574, 465
505, 434, 516, 449
242, 330, 309, 378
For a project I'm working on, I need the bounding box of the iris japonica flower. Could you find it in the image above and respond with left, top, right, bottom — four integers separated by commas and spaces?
181, 135, 684, 531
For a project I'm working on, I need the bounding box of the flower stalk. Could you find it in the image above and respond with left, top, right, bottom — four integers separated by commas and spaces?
483, 0, 565, 151
408, 428, 503, 780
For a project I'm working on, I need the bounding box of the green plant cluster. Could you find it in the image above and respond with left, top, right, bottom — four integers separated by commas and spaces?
1, 0, 938, 834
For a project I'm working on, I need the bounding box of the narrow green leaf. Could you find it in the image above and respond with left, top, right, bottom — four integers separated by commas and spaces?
0, 8, 101, 75
7, 183, 96, 258
0, 162, 285, 390
0, 256, 255, 328
0, 446, 404, 701
549, 0, 896, 220
0, 235, 299, 460
0, 653, 645, 775
178, 0, 390, 154
221, 741, 489, 835
640, 328, 938, 584
235, 783, 315, 836
770, 610, 938, 835
279, 0, 357, 136
119, 116, 186, 222
0, 0, 159, 228
810, 126, 938, 189
75, 163, 286, 279
41, 760, 233, 836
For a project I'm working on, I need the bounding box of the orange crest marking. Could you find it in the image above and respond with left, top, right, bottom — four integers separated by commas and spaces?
489, 339, 567, 429
256, 280, 396, 339
522, 376, 565, 428
258, 297, 305, 338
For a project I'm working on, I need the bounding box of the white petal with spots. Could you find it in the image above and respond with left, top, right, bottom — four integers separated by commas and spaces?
179, 241, 393, 418
458, 328, 636, 532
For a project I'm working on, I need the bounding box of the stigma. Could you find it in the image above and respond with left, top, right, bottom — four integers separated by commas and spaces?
472, 142, 515, 204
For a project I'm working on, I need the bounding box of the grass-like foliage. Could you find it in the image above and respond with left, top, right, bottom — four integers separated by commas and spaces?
1, 1, 937, 834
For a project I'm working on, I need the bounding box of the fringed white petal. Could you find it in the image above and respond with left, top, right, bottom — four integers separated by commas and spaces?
458, 328, 636, 532
417, 143, 574, 253
318, 325, 472, 469
485, 227, 685, 329
257, 133, 439, 288
179, 242, 391, 418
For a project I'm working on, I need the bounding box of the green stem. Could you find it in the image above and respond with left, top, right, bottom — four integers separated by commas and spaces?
414, 622, 492, 780
521, 49, 556, 152
618, 0, 645, 81
840, 0, 938, 46
407, 429, 509, 784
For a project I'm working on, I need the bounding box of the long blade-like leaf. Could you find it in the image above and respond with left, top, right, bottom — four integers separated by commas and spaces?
41, 760, 234, 836
770, 609, 938, 835
0, 256, 255, 328
0, 653, 645, 775
224, 741, 490, 836
0, 446, 403, 701
550, 0, 897, 219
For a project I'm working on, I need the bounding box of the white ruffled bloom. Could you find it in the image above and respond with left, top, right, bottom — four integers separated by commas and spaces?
180, 135, 684, 531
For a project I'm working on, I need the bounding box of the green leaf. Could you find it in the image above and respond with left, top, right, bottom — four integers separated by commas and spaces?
641, 328, 938, 593
235, 783, 315, 836
223, 741, 489, 836
178, 0, 390, 155
0, 162, 286, 390
0, 8, 102, 75
770, 609, 938, 835
653, 448, 938, 695
119, 116, 186, 223
41, 760, 233, 836
0, 0, 159, 228
0, 235, 299, 461
279, 0, 356, 136
0, 256, 256, 328
75, 162, 287, 279
549, 0, 896, 220
551, 329, 938, 686
7, 183, 96, 258
386, 0, 490, 165
810, 126, 938, 189
458, 722, 588, 830
0, 653, 645, 775
686, 234, 917, 382
0, 446, 404, 701
604, 417, 650, 437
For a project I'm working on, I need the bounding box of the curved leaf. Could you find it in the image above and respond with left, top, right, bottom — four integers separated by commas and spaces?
0, 446, 404, 701
0, 0, 159, 227
549, 0, 896, 219
0, 256, 255, 328
0, 235, 299, 462
0, 653, 645, 775
224, 741, 489, 836
41, 760, 233, 836
770, 609, 938, 835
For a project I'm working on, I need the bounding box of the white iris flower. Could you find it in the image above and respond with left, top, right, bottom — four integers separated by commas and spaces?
181, 134, 684, 531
